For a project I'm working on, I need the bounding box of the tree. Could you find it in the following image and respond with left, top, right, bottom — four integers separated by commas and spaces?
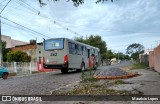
39, 0, 114, 7
2, 41, 9, 62
74, 35, 107, 60
6, 51, 31, 62
106, 50, 114, 60
126, 43, 144, 60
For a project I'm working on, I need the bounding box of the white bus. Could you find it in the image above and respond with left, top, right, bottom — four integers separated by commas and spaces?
43, 38, 101, 73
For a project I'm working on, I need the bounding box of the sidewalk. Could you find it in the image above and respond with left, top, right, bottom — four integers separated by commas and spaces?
124, 68, 160, 95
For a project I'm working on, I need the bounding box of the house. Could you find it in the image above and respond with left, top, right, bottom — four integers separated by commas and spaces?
10, 40, 43, 62
2, 35, 28, 48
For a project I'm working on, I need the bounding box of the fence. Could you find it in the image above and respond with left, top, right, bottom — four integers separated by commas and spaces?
139, 54, 149, 65
149, 51, 154, 69
149, 45, 160, 72
2, 62, 38, 75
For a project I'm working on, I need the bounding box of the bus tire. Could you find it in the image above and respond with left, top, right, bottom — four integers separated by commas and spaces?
61, 68, 68, 73
81, 63, 85, 72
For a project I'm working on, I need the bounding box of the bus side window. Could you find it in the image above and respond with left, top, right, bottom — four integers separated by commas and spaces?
81, 46, 84, 55
69, 42, 72, 54
84, 47, 87, 56
75, 44, 78, 55
77, 45, 82, 55
87, 49, 90, 58
69, 42, 76, 55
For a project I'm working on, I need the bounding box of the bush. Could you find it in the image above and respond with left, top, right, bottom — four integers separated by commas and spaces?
131, 63, 148, 69
7, 51, 31, 62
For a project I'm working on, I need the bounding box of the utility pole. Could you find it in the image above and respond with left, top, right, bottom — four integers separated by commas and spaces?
0, 0, 12, 65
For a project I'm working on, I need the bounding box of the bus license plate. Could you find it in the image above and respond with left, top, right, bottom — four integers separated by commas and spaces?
51, 61, 57, 64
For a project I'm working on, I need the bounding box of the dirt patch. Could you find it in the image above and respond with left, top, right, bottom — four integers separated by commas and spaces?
51, 79, 142, 95
120, 66, 133, 71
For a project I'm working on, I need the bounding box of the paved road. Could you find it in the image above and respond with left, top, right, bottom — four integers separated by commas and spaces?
0, 70, 81, 95
0, 61, 131, 95
99, 60, 132, 70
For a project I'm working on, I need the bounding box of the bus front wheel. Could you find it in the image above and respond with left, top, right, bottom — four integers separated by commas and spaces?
81, 63, 85, 72
61, 68, 68, 73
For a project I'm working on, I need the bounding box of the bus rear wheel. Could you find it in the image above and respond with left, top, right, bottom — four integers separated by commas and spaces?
61, 68, 68, 73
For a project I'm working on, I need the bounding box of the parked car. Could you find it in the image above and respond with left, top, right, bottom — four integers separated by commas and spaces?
0, 67, 9, 79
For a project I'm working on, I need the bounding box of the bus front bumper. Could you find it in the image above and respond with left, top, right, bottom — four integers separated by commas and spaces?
44, 62, 68, 69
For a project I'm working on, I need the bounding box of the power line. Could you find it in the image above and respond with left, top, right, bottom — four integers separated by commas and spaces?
0, 0, 7, 5
13, 0, 82, 36
19, 0, 39, 13
0, 0, 12, 14
3, 0, 160, 37
1, 16, 51, 38
1, 21, 41, 39
11, 0, 160, 36
13, 0, 39, 14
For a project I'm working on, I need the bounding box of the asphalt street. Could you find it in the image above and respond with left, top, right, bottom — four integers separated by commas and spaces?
0, 61, 131, 95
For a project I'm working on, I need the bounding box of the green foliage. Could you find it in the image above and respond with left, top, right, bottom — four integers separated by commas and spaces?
39, 0, 114, 7
114, 80, 130, 84
81, 69, 97, 82
75, 35, 107, 59
113, 52, 130, 60
126, 43, 144, 55
2, 41, 9, 61
131, 53, 139, 60
106, 50, 114, 60
126, 43, 144, 60
131, 63, 148, 69
6, 51, 31, 62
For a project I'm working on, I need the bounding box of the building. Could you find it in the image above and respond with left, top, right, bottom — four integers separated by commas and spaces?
10, 40, 43, 62
2, 35, 28, 48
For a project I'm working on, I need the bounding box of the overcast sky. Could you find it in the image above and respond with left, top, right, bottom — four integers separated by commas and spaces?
1, 0, 160, 53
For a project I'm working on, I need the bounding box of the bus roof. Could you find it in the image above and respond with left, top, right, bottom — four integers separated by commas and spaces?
45, 38, 100, 51
66, 38, 99, 50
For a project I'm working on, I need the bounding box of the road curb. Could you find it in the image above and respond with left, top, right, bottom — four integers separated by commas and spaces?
8, 70, 58, 79
93, 73, 139, 80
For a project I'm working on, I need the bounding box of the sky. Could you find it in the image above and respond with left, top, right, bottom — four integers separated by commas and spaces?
1, 0, 160, 53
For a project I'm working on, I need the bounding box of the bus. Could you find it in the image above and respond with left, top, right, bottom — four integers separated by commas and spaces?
43, 38, 101, 73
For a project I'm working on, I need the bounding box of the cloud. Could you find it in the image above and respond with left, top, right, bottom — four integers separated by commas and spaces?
2, 0, 160, 53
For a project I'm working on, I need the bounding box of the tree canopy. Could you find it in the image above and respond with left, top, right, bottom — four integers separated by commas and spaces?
39, 0, 114, 6
74, 35, 107, 59
2, 41, 9, 61
126, 43, 144, 60
126, 43, 144, 55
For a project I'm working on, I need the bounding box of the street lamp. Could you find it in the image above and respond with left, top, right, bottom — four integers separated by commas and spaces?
0, 0, 12, 65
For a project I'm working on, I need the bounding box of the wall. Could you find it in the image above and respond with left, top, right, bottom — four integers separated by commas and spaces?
139, 54, 149, 65
149, 51, 154, 69
149, 45, 160, 72
11, 44, 37, 62
2, 35, 28, 48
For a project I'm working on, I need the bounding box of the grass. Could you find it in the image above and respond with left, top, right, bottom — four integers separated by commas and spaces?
81, 70, 98, 82
80, 77, 98, 83
114, 79, 128, 84
52, 79, 135, 95
131, 63, 148, 69
57, 83, 128, 95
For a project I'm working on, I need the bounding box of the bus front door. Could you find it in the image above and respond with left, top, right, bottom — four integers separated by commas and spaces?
88, 49, 94, 68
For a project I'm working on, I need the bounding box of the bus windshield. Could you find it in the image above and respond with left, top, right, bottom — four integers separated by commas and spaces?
44, 38, 64, 50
